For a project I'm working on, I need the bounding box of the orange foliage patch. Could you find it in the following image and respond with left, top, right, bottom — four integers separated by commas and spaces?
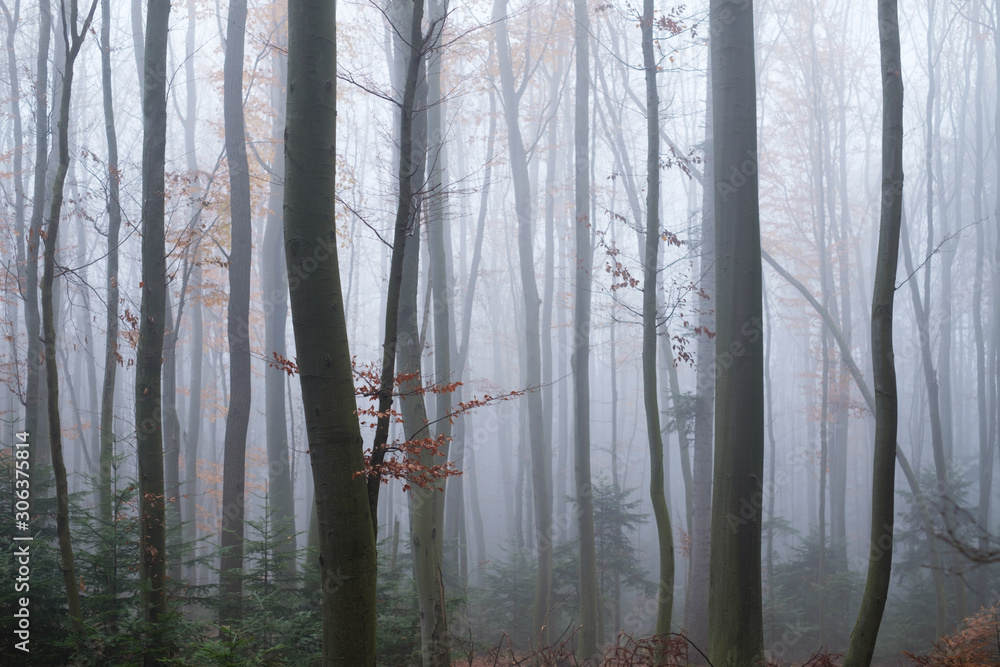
904, 605, 1000, 666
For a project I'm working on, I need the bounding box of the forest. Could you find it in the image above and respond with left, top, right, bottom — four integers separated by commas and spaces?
2, 0, 1000, 664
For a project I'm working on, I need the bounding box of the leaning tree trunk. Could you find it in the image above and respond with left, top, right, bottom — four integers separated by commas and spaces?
136, 0, 171, 659
219, 0, 253, 628
366, 0, 425, 534
707, 1, 764, 665
641, 0, 674, 655
843, 0, 902, 662
284, 0, 378, 659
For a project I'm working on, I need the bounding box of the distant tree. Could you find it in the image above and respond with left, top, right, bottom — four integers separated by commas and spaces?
572, 0, 599, 657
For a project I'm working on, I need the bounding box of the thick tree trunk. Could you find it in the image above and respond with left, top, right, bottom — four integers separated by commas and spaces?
707, 1, 764, 664
284, 0, 378, 658
641, 0, 674, 655
136, 0, 171, 656
843, 0, 902, 661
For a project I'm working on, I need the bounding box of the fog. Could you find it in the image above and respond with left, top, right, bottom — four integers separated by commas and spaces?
1, 0, 998, 664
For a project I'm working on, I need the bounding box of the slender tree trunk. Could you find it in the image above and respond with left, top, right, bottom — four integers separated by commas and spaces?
42, 0, 96, 643
396, 77, 450, 663
425, 0, 457, 599
687, 48, 714, 653
24, 0, 50, 480
572, 0, 598, 658
136, 0, 171, 655
97, 0, 121, 536
284, 0, 377, 657
366, 0, 425, 534
493, 0, 554, 645
707, 1, 764, 664
1, 0, 25, 414
219, 0, 253, 627
843, 0, 902, 661
263, 37, 296, 574
181, 0, 203, 584
641, 0, 674, 655
163, 292, 182, 583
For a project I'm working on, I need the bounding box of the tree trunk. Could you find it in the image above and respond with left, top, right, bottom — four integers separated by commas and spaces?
572, 0, 599, 658
687, 48, 714, 653
24, 0, 50, 482
493, 0, 554, 645
263, 36, 297, 575
707, 0, 764, 664
284, 0, 378, 657
181, 0, 203, 585
163, 292, 182, 583
843, 0, 902, 661
641, 0, 674, 655
366, 0, 426, 534
136, 0, 171, 657
97, 0, 121, 537
41, 0, 96, 644
219, 0, 253, 627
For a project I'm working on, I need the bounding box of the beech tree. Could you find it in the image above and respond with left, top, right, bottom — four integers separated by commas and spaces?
219, 0, 253, 626
707, 0, 765, 664
844, 0, 903, 662
135, 0, 171, 655
284, 0, 377, 660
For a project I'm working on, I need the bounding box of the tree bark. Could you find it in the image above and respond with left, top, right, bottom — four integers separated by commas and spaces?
181, 0, 203, 585
366, 0, 426, 534
641, 0, 674, 656
843, 0, 902, 661
24, 0, 50, 479
263, 35, 297, 575
136, 0, 171, 655
97, 0, 121, 537
284, 0, 378, 657
41, 0, 96, 644
687, 47, 714, 653
707, 0, 764, 664
219, 0, 253, 627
